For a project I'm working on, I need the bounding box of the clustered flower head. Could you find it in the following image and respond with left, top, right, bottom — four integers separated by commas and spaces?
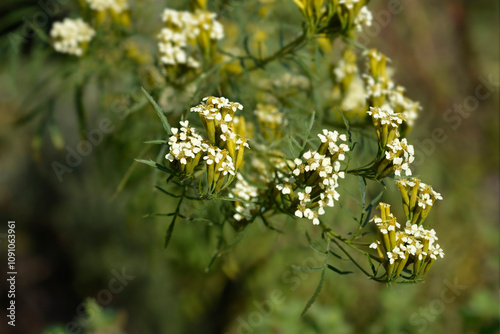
369, 201, 444, 280
292, 0, 370, 37
228, 152, 293, 223
229, 174, 260, 222
84, 0, 130, 26
50, 18, 95, 56
333, 48, 358, 92
339, 0, 361, 10
365, 104, 416, 179
396, 177, 443, 225
354, 6, 373, 31
272, 129, 349, 225
366, 106, 406, 147
166, 120, 208, 176
157, 8, 224, 70
374, 137, 415, 178
331, 48, 368, 114
363, 49, 421, 129
181, 96, 249, 195
85, 0, 129, 14
254, 104, 286, 139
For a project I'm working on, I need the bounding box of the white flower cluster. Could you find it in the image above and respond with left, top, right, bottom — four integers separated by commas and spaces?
164, 117, 241, 184
339, 0, 360, 10
385, 138, 414, 176
364, 74, 393, 100
158, 9, 224, 68
50, 18, 95, 56
85, 0, 129, 13
271, 72, 310, 90
367, 106, 406, 129
203, 145, 236, 176
182, 96, 250, 195
366, 105, 416, 178
371, 215, 400, 236
386, 86, 421, 127
190, 97, 247, 153
191, 97, 244, 117
333, 59, 358, 81
374, 222, 445, 265
397, 178, 443, 210
276, 130, 348, 225
166, 120, 208, 165
363, 49, 421, 124
370, 204, 445, 278
363, 50, 392, 98
354, 6, 373, 31
229, 174, 259, 221
417, 183, 443, 209
254, 104, 285, 125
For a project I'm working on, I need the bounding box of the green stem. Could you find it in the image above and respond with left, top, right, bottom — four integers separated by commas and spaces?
246, 33, 308, 72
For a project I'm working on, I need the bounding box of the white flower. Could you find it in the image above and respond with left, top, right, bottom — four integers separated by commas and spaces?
254, 104, 285, 125
158, 8, 224, 68
339, 0, 360, 9
298, 186, 313, 204
166, 121, 208, 166
429, 244, 445, 260
355, 6, 373, 31
50, 18, 95, 56
231, 174, 259, 221
86, 0, 129, 13
295, 205, 307, 218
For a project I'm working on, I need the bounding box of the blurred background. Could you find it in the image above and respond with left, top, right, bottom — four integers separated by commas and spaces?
0, 0, 498, 333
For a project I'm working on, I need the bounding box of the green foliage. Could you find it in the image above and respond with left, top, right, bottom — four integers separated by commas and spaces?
2, 0, 498, 333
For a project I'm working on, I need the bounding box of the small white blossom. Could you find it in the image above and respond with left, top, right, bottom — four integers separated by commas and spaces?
50, 18, 95, 56
85, 0, 129, 13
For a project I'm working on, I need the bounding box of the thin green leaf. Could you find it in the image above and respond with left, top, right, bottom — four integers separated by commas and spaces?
14, 105, 45, 126
367, 190, 384, 210
300, 265, 325, 316
290, 135, 302, 149
135, 159, 176, 175
47, 100, 64, 150
155, 185, 181, 198
111, 146, 150, 201
294, 56, 320, 80
122, 99, 148, 118
259, 212, 283, 233
142, 87, 172, 135
288, 137, 297, 156
143, 212, 176, 218
164, 216, 177, 248
291, 265, 323, 272
308, 243, 327, 254
144, 140, 169, 144
135, 159, 159, 168
48, 120, 64, 150
342, 187, 363, 208
301, 240, 329, 317
326, 264, 353, 275
28, 21, 50, 43
305, 230, 313, 244
328, 250, 344, 260
336, 108, 352, 147
218, 223, 252, 256
366, 253, 377, 276
75, 83, 87, 138
216, 196, 256, 206
358, 176, 367, 208
338, 203, 358, 222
